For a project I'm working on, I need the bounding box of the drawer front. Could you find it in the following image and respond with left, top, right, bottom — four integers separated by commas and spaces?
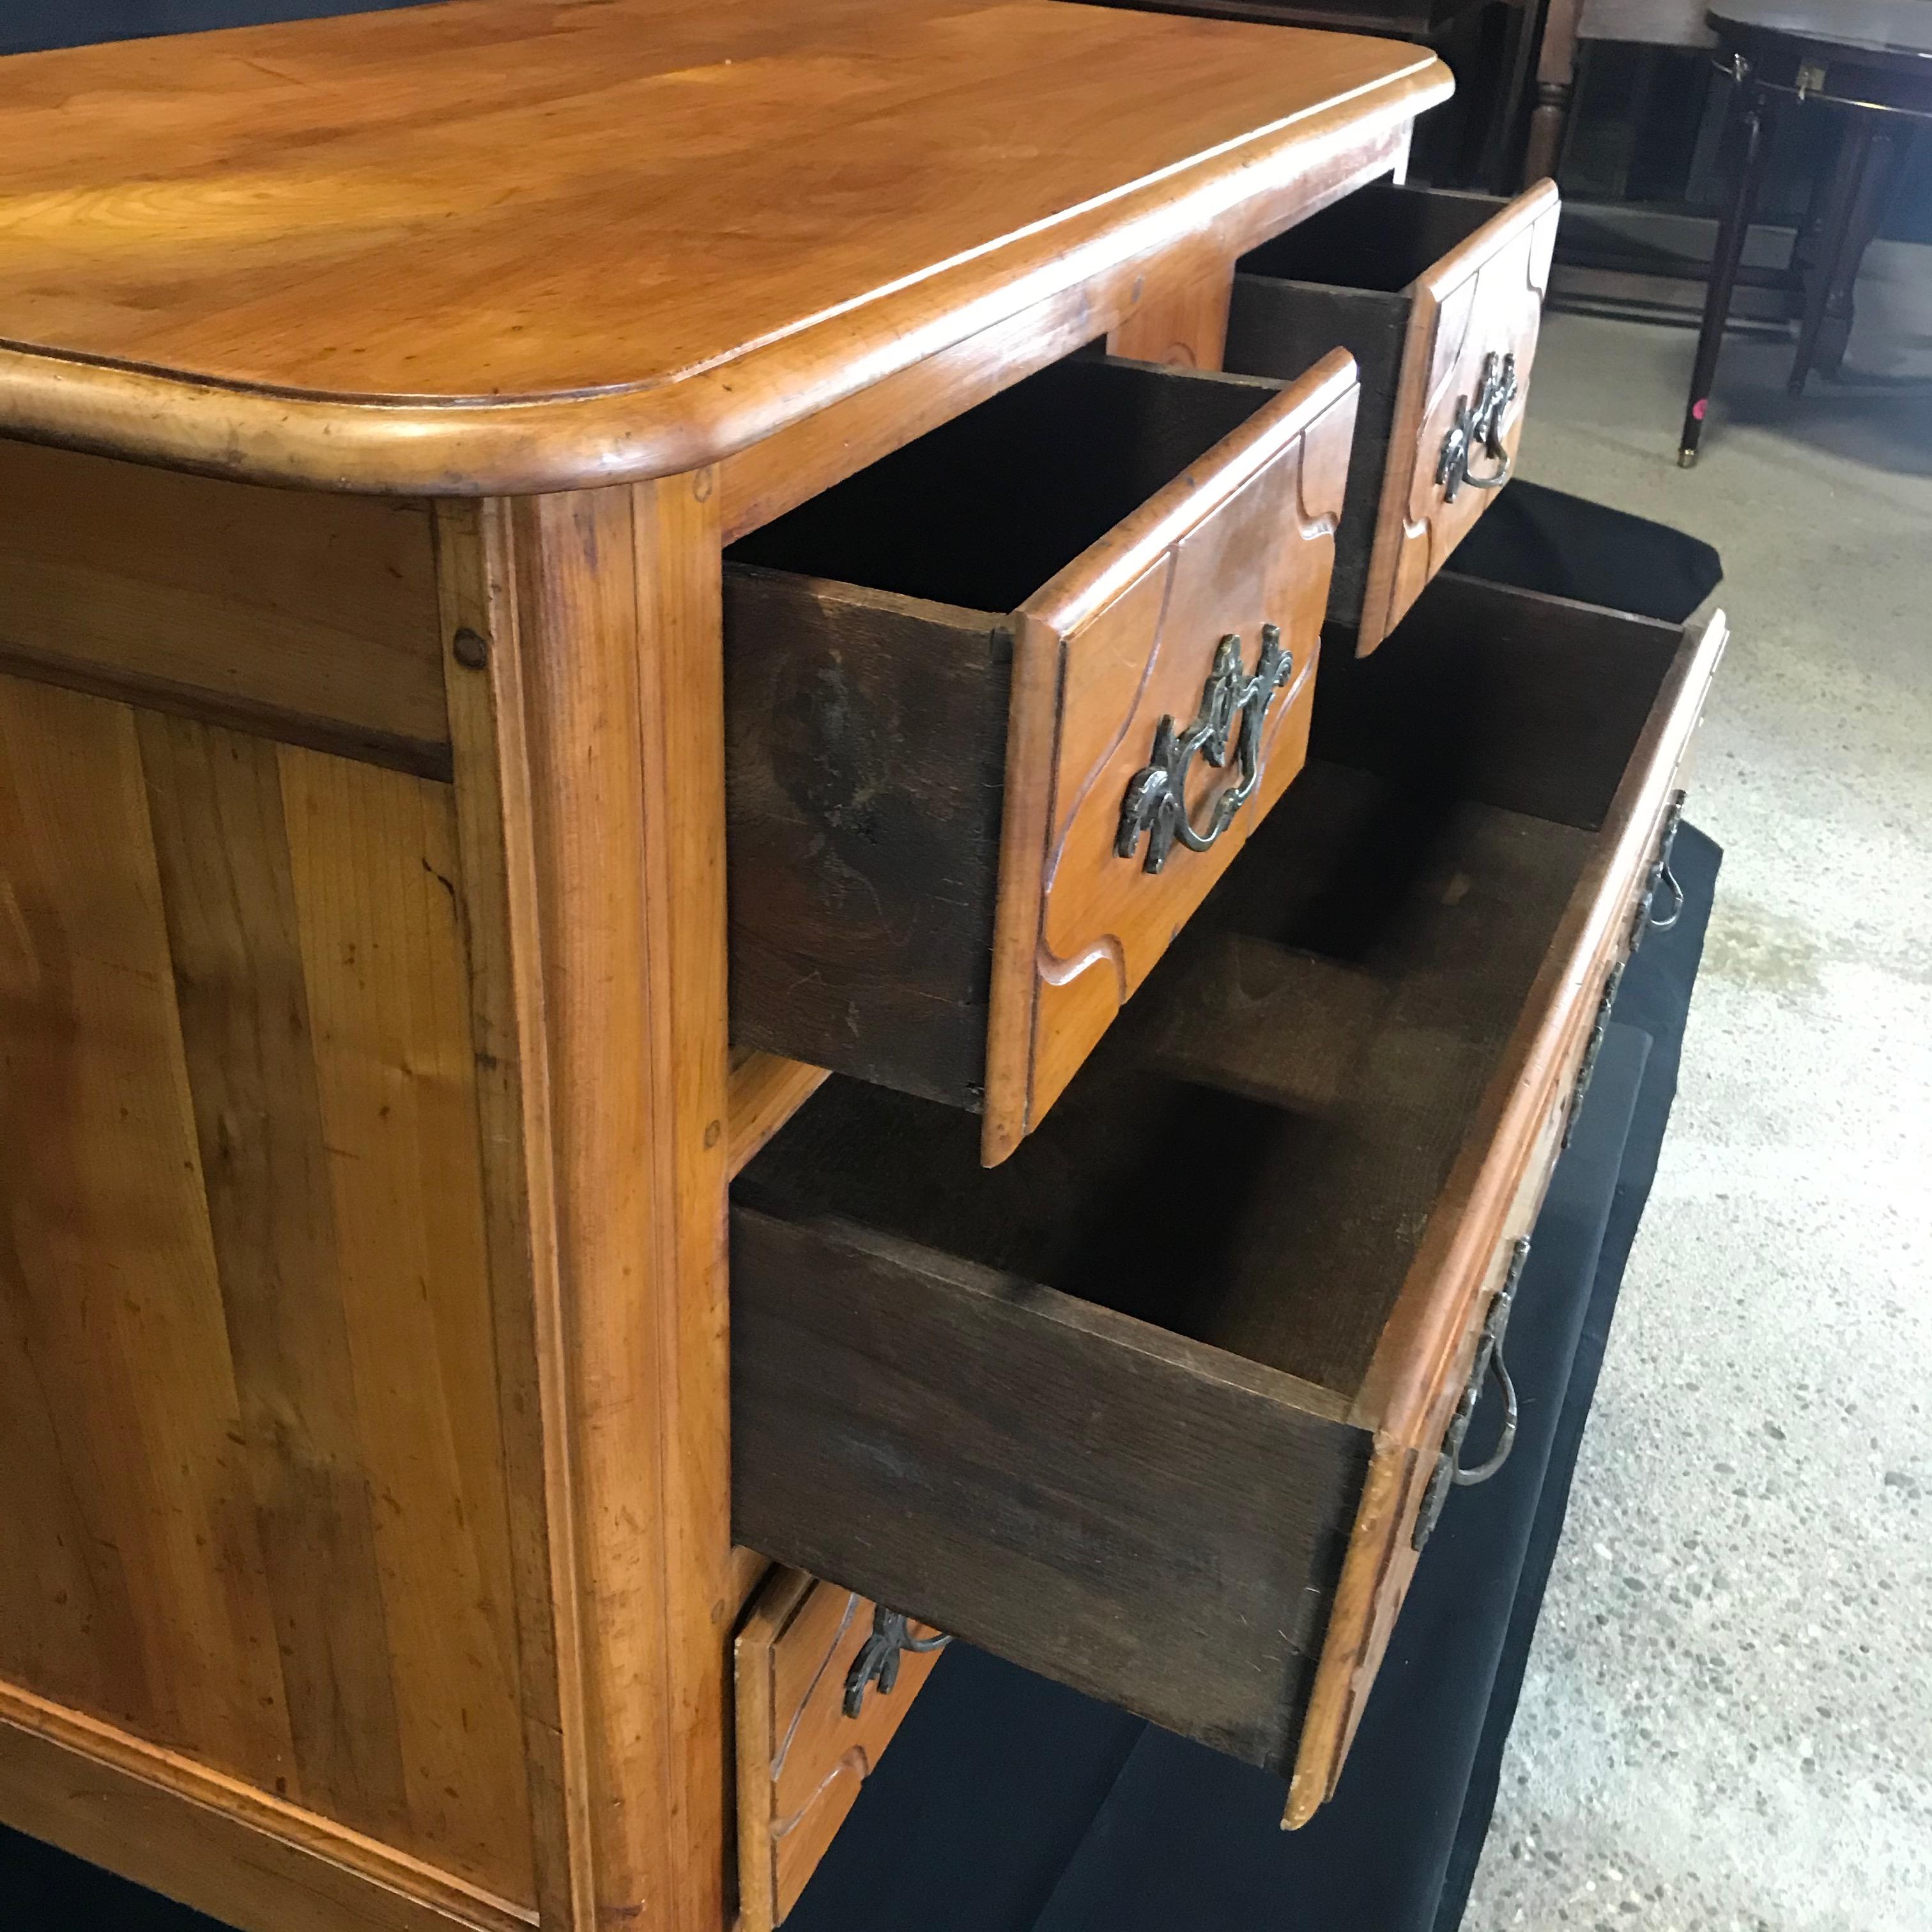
981, 351, 1358, 1162
1282, 602, 1726, 1825
1359, 181, 1559, 650
735, 1570, 947, 1931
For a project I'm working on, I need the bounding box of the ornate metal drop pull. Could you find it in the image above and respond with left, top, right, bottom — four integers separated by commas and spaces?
842, 1604, 951, 1718
1628, 790, 1689, 952
1115, 625, 1292, 875
1413, 1235, 1531, 1551
1436, 351, 1519, 503
1648, 790, 1687, 933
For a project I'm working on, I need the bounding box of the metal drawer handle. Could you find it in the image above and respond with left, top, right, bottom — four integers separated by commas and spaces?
1436, 351, 1519, 504
1650, 858, 1685, 933
1115, 624, 1292, 875
1629, 791, 1689, 953
1413, 1236, 1531, 1551
843, 1604, 951, 1717
1648, 790, 1689, 933
1453, 1351, 1519, 1486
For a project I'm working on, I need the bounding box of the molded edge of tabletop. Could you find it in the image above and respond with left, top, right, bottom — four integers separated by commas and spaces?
0, 50, 1449, 496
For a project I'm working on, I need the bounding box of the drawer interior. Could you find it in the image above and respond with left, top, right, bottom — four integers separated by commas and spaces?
735, 578, 1683, 1410
1236, 181, 1507, 295
726, 354, 1286, 615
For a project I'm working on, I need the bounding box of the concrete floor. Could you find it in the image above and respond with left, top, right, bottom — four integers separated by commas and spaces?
1462, 256, 1932, 1931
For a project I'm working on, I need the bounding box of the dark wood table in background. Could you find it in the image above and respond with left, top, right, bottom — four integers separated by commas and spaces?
1679, 0, 1932, 462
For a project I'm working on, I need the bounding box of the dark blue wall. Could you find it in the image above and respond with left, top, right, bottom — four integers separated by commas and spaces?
2, 1, 428, 55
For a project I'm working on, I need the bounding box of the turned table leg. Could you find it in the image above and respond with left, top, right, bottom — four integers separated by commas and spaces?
1680, 77, 1776, 465
1522, 0, 1583, 186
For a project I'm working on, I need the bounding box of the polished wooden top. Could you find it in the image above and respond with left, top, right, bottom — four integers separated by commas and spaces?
0, 0, 1446, 493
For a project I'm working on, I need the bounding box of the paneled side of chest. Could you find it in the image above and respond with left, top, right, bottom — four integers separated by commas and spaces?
0, 442, 546, 1929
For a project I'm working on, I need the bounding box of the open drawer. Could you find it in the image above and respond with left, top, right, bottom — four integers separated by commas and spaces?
724, 351, 1359, 1165
1225, 180, 1560, 653
732, 576, 1725, 1825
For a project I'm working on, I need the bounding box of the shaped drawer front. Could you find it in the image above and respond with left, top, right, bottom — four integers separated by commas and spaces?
1226, 180, 1559, 652
1364, 184, 1560, 645
986, 353, 1357, 1161
725, 351, 1357, 1163
736, 1569, 946, 1930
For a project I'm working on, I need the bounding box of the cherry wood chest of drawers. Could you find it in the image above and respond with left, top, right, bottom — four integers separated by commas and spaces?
0, 5, 1717, 1931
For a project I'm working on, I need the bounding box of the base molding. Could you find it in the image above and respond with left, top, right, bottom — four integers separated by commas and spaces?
0, 1683, 533, 1932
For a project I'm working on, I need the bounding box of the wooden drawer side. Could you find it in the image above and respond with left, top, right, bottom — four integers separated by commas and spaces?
1224, 277, 1404, 621
730, 1204, 1370, 1775
724, 571, 1011, 1109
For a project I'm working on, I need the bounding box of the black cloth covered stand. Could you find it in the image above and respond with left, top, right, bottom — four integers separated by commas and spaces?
1443, 480, 1724, 624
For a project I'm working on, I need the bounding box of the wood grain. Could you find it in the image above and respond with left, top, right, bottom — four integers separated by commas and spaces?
0, 673, 537, 1901
1225, 275, 1407, 625
728, 1053, 831, 1181
717, 100, 1418, 543
135, 716, 411, 1843
0, 440, 447, 772
0, 674, 291, 1785
1106, 260, 1236, 369
1282, 1098, 1561, 1829
1137, 784, 1593, 1394
434, 497, 595, 1932
1354, 597, 1729, 1446
722, 572, 1011, 1110
277, 742, 531, 1894
0, 1683, 530, 1932
735, 1573, 946, 1931
0, 0, 1446, 491
732, 1202, 1368, 1775
474, 478, 736, 1931
1281, 594, 1730, 1825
